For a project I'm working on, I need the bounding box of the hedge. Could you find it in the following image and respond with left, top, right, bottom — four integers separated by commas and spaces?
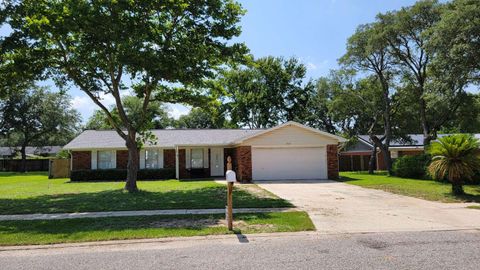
70, 168, 176, 182
392, 154, 431, 179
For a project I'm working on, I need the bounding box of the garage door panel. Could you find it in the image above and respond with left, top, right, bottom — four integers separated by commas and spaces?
252, 147, 327, 180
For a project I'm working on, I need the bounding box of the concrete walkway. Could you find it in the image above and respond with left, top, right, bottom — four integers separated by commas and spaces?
0, 208, 296, 221
257, 180, 480, 233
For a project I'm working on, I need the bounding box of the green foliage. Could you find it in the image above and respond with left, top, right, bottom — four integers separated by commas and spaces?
0, 84, 80, 173
429, 0, 480, 84
70, 169, 176, 182
55, 149, 71, 159
428, 134, 480, 187
174, 107, 228, 129
221, 56, 314, 128
85, 96, 173, 130
440, 93, 480, 134
2, 0, 248, 190
392, 154, 431, 179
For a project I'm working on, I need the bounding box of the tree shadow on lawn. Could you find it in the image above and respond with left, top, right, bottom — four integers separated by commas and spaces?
0, 171, 48, 177
0, 213, 278, 245
446, 186, 480, 203
0, 187, 293, 215
337, 175, 360, 182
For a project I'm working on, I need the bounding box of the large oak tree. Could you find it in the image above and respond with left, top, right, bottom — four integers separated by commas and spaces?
0, 85, 80, 172
2, 0, 247, 191
340, 22, 397, 174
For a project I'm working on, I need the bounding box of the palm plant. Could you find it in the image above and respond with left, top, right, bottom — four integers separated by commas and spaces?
428, 134, 480, 195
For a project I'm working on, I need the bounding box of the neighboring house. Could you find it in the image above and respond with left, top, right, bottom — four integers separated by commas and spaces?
0, 146, 62, 159
340, 134, 480, 171
63, 121, 346, 182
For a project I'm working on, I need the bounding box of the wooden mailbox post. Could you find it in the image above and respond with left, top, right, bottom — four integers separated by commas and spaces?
225, 156, 236, 231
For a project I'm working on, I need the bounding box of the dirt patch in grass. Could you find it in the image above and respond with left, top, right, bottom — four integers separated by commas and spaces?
147, 217, 276, 231
148, 217, 223, 228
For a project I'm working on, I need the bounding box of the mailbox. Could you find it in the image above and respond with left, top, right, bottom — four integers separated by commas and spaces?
226, 170, 237, 183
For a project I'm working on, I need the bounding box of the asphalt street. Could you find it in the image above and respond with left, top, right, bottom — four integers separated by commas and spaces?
1, 230, 479, 270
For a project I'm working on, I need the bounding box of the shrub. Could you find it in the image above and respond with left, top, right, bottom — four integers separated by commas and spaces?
428, 134, 480, 195
70, 168, 175, 182
392, 154, 431, 179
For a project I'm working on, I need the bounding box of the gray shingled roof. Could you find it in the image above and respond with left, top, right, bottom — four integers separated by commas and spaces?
0, 146, 62, 156
63, 129, 264, 150
358, 134, 480, 147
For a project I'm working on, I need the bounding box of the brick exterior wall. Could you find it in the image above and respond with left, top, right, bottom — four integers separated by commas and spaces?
398, 150, 423, 157
235, 146, 252, 183
327, 144, 339, 180
116, 150, 128, 169
72, 151, 91, 170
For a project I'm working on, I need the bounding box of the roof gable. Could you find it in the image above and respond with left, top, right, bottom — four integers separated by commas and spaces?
236, 121, 346, 145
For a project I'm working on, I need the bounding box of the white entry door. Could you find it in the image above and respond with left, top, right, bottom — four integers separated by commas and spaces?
210, 148, 225, 176
252, 147, 327, 180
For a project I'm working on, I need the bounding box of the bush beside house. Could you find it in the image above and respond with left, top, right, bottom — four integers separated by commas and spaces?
71, 168, 175, 182
392, 154, 432, 179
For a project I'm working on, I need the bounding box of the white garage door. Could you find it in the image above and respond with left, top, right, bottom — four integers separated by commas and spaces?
252, 147, 327, 180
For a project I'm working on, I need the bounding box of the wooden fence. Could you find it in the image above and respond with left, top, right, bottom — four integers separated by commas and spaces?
0, 159, 50, 172
49, 159, 71, 178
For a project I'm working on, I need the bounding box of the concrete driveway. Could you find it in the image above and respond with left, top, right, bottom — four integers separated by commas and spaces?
257, 180, 480, 233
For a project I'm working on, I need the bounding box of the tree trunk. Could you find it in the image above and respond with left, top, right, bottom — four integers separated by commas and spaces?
124, 134, 139, 193
419, 98, 432, 146
451, 182, 464, 195
368, 148, 376, 174
382, 147, 393, 175
20, 145, 27, 173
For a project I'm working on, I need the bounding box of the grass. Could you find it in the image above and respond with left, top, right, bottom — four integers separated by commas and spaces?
467, 206, 480, 210
0, 211, 314, 246
340, 171, 480, 203
0, 172, 292, 215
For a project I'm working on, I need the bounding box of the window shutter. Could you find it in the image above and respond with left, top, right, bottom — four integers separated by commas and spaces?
140, 149, 146, 169
91, 150, 97, 170
185, 148, 191, 169
111, 150, 117, 169
158, 149, 164, 169
203, 147, 209, 168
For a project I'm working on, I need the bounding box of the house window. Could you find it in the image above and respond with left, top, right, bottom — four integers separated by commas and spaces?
145, 149, 159, 169
191, 148, 204, 168
98, 151, 113, 169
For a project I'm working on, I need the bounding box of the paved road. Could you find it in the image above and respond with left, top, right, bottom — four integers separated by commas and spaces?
1, 230, 480, 270
257, 180, 480, 233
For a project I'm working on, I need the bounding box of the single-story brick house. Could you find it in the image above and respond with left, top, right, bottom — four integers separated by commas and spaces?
63, 121, 346, 182
340, 134, 480, 171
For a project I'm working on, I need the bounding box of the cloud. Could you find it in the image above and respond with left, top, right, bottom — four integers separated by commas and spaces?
306, 62, 317, 70
71, 93, 194, 123
167, 103, 191, 119
70, 93, 117, 123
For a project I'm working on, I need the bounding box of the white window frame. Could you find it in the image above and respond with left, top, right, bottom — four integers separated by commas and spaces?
145, 149, 159, 169
97, 150, 114, 169
191, 148, 204, 169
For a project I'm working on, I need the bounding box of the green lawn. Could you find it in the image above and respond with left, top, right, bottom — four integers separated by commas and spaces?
340, 172, 480, 203
0, 172, 292, 215
0, 212, 314, 246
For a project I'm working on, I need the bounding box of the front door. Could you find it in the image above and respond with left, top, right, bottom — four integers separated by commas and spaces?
210, 148, 225, 176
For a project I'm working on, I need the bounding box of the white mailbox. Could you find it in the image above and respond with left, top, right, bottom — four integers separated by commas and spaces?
226, 170, 237, 183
